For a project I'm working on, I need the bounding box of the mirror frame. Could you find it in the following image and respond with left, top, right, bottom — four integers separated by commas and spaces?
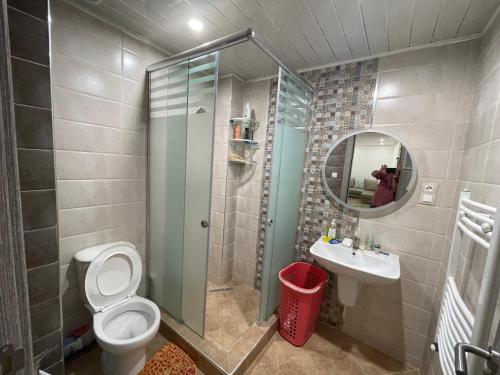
321, 129, 418, 218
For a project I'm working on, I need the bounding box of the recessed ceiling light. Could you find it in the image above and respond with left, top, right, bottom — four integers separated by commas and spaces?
379, 138, 384, 142
188, 18, 204, 31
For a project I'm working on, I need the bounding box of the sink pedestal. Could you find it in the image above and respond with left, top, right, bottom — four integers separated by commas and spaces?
337, 275, 362, 306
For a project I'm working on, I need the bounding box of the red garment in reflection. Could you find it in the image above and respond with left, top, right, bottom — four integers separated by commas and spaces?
371, 170, 397, 207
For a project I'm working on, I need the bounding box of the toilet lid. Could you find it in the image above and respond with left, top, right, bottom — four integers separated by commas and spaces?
85, 243, 142, 312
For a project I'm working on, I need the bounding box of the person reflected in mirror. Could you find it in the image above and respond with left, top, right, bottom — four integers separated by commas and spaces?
370, 164, 400, 207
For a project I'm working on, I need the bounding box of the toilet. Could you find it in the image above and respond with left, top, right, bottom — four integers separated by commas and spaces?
74, 241, 160, 375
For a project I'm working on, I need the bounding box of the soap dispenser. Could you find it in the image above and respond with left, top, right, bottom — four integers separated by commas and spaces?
328, 219, 337, 240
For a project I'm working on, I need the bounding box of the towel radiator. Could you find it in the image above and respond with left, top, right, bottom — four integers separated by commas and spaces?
433, 190, 500, 375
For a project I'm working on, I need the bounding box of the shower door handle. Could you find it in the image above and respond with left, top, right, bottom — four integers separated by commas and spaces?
201, 220, 208, 228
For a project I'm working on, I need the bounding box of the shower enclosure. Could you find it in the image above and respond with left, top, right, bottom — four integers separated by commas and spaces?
146, 29, 311, 361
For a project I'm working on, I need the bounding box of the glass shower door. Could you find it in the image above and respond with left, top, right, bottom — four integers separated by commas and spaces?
259, 68, 310, 320
148, 52, 218, 336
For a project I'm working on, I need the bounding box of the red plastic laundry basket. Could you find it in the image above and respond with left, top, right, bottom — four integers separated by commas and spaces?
278, 262, 329, 346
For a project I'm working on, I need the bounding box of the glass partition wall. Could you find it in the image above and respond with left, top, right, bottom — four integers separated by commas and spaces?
148, 52, 218, 337
147, 35, 311, 372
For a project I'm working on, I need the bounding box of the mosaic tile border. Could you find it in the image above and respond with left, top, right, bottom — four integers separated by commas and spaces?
254, 78, 278, 291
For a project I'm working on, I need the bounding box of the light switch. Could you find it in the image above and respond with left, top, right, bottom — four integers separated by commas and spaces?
419, 183, 438, 205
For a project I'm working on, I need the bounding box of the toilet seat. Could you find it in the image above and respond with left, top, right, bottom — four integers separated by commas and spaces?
93, 296, 160, 356
84, 242, 142, 312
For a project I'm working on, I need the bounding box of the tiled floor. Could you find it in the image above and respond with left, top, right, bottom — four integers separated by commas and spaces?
64, 333, 168, 374
159, 281, 274, 373
245, 323, 419, 375
205, 280, 260, 350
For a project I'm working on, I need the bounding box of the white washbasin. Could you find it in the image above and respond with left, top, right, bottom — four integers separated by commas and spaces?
310, 238, 400, 306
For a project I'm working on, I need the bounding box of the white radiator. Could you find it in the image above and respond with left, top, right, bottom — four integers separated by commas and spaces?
434, 190, 499, 375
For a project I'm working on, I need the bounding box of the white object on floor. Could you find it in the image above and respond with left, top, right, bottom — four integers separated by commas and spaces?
434, 190, 500, 375
310, 238, 400, 306
75, 242, 160, 375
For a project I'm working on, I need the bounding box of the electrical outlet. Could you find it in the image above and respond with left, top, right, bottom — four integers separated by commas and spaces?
419, 183, 438, 205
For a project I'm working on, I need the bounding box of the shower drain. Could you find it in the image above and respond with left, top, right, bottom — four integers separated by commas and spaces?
209, 287, 234, 293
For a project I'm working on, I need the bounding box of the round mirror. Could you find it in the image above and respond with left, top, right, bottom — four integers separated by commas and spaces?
322, 130, 417, 218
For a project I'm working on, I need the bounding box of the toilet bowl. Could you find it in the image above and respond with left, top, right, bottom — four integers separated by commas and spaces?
75, 242, 160, 375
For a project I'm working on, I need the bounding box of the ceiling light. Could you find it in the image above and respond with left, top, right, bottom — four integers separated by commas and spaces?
188, 18, 203, 31
379, 138, 384, 142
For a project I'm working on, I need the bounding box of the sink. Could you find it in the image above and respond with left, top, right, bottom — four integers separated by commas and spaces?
310, 238, 400, 306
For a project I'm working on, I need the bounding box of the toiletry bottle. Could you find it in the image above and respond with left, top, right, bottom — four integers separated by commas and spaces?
233, 123, 241, 139
328, 219, 337, 240
322, 226, 330, 242
365, 232, 373, 250
369, 231, 376, 251
353, 228, 360, 249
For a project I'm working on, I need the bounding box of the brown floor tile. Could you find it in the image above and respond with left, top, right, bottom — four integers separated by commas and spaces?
205, 280, 260, 351
245, 325, 418, 375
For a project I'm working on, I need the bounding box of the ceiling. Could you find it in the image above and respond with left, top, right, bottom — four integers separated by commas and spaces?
68, 0, 500, 79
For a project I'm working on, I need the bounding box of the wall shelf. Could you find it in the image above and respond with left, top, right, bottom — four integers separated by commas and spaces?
229, 138, 258, 145
228, 158, 257, 166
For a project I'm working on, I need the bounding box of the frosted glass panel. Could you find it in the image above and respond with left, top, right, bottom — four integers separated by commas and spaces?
181, 53, 218, 336
148, 62, 189, 320
148, 53, 218, 336
260, 68, 310, 320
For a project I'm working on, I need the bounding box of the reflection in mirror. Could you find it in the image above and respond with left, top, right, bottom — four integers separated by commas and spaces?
323, 131, 416, 215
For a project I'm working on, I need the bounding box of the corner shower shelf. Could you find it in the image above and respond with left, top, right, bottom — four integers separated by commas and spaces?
228, 117, 259, 166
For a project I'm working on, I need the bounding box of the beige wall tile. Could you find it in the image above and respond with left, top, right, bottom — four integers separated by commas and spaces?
56, 151, 145, 180
54, 119, 122, 153
51, 0, 122, 46
484, 140, 500, 184
52, 87, 122, 128
52, 53, 122, 101
58, 202, 145, 238
123, 105, 147, 132
122, 130, 147, 155
57, 179, 145, 209
123, 78, 147, 108
374, 91, 459, 124
51, 22, 122, 75
377, 60, 466, 99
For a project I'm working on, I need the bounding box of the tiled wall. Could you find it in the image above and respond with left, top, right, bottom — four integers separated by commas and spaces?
208, 76, 270, 287
7, 0, 63, 373
349, 41, 478, 368
295, 61, 378, 328
423, 15, 500, 375
233, 80, 270, 287
50, 0, 167, 335
290, 41, 479, 368
209, 76, 240, 285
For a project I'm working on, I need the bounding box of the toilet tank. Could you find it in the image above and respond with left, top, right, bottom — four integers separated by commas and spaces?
74, 241, 136, 308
